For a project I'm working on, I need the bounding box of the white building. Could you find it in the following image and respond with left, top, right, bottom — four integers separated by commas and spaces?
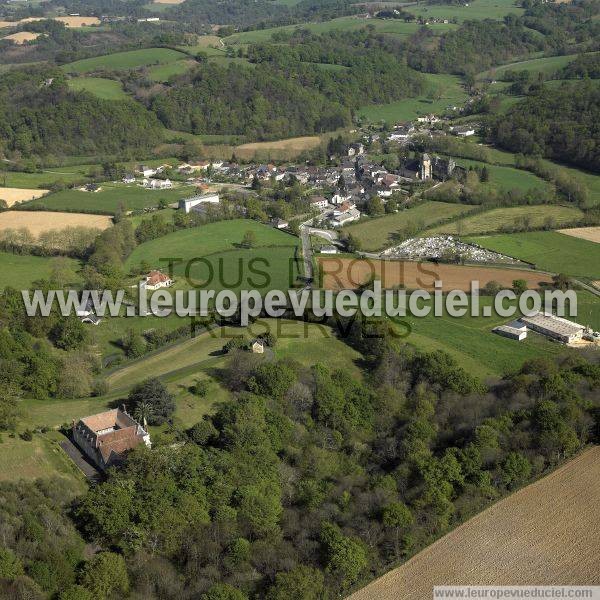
143, 178, 172, 190
141, 270, 173, 290
179, 193, 220, 213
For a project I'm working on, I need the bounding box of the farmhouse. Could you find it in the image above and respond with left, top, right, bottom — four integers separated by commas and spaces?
142, 270, 173, 290
520, 312, 587, 344
72, 408, 151, 471
179, 193, 220, 214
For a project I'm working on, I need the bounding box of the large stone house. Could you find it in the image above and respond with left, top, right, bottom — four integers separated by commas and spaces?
72, 408, 151, 471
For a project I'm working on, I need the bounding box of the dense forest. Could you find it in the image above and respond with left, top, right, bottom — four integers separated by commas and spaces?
407, 18, 544, 75
490, 81, 600, 172
0, 67, 162, 159
150, 32, 424, 139
1, 316, 599, 599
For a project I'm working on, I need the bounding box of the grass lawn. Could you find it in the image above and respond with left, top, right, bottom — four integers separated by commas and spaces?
453, 158, 551, 193
0, 432, 86, 492
344, 201, 474, 251
0, 164, 100, 188
125, 219, 298, 272
24, 181, 194, 215
358, 73, 467, 124
468, 231, 600, 279
105, 318, 362, 395
0, 252, 81, 289
62, 48, 188, 73
428, 205, 584, 236
147, 59, 197, 81
67, 77, 129, 99
406, 0, 524, 22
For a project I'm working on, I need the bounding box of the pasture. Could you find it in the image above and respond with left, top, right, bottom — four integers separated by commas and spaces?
427, 205, 584, 236
453, 158, 551, 193
344, 201, 474, 251
405, 0, 524, 22
235, 136, 322, 160
0, 433, 86, 492
25, 182, 192, 214
0, 251, 81, 290
390, 295, 578, 379
468, 231, 600, 279
62, 48, 189, 74
67, 77, 129, 100
0, 187, 49, 206
147, 59, 197, 81
358, 73, 467, 124
0, 165, 101, 188
126, 219, 295, 271
319, 257, 553, 291
349, 446, 600, 600
479, 53, 596, 80
0, 211, 112, 237
105, 318, 361, 395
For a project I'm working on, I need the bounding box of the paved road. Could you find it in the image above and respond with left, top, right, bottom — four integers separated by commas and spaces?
60, 437, 101, 482
299, 222, 314, 284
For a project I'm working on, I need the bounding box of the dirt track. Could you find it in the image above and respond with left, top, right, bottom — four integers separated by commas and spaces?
349, 446, 600, 600
319, 258, 553, 291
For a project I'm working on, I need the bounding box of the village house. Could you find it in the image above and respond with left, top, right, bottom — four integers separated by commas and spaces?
251, 340, 265, 354
271, 218, 289, 229
319, 245, 338, 254
329, 206, 361, 227
122, 173, 136, 184
72, 408, 151, 471
137, 165, 158, 178
309, 195, 329, 210
142, 270, 173, 291
451, 125, 476, 137
179, 193, 220, 214
143, 178, 173, 190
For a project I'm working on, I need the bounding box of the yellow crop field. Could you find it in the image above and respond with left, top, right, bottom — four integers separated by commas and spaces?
349, 446, 600, 600
0, 211, 112, 237
0, 188, 49, 206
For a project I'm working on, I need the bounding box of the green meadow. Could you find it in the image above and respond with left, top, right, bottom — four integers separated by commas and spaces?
479, 52, 598, 80
453, 157, 552, 194
62, 48, 188, 73
358, 73, 467, 124
0, 252, 81, 289
67, 77, 129, 100
344, 201, 474, 251
468, 231, 600, 279
25, 181, 193, 214
428, 205, 584, 236
391, 293, 600, 380
147, 59, 197, 81
406, 0, 524, 22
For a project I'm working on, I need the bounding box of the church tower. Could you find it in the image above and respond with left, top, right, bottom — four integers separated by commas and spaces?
420, 153, 432, 180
